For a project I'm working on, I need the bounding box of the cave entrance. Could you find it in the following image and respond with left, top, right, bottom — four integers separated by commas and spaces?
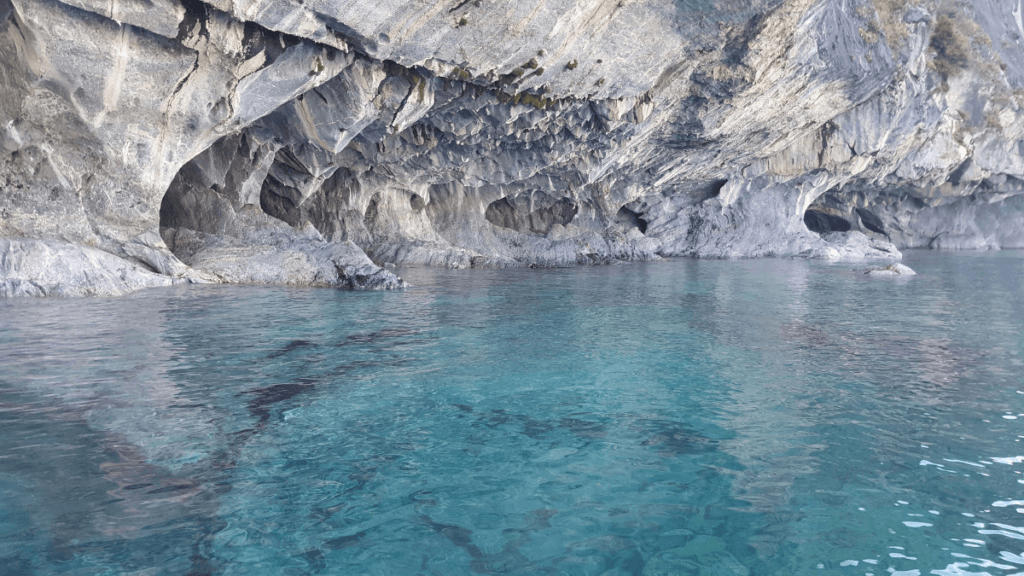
803, 196, 889, 239
616, 206, 648, 234
484, 191, 578, 234
803, 208, 851, 234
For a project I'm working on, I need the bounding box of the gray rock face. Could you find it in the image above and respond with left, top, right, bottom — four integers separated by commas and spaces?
0, 0, 1022, 295
0, 238, 175, 297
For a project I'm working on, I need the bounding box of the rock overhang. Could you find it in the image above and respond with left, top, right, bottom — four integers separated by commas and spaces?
0, 0, 1022, 296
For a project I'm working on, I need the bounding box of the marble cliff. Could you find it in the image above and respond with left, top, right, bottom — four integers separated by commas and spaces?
0, 0, 1022, 296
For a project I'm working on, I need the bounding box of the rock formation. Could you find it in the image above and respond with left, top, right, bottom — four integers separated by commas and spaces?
865, 262, 916, 275
1, 0, 1021, 296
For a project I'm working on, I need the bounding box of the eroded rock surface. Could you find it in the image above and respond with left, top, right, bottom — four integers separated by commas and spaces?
865, 262, 917, 276
1, 0, 1022, 295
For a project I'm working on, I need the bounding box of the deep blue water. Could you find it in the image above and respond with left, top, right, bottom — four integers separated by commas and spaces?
2, 251, 1024, 576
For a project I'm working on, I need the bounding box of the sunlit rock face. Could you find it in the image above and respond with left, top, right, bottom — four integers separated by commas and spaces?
0, 0, 1022, 295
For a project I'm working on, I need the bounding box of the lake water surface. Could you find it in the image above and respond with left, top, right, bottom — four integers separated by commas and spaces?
2, 251, 1023, 576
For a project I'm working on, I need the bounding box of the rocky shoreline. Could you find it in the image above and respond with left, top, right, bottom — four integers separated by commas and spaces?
1, 0, 1022, 296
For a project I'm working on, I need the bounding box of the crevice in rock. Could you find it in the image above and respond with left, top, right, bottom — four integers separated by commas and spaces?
854, 207, 886, 237
176, 0, 209, 43
363, 195, 379, 232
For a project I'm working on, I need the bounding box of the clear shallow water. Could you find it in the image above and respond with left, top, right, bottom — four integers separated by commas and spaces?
1, 252, 1023, 576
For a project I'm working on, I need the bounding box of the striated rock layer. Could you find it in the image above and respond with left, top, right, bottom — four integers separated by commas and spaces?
0, 0, 1022, 296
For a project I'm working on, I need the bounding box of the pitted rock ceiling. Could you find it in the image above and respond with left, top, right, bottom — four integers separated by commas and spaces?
1, 0, 1022, 296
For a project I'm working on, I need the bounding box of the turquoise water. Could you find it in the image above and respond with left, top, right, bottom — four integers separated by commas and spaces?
1, 251, 1023, 576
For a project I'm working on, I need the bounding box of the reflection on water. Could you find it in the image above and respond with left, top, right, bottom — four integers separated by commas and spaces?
1, 251, 1023, 575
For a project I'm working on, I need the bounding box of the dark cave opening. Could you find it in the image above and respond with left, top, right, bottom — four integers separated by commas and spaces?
707, 179, 728, 200
483, 197, 517, 230
803, 208, 850, 234
363, 196, 379, 231
259, 177, 303, 226
484, 193, 578, 234
854, 207, 887, 237
616, 206, 648, 234
410, 193, 426, 212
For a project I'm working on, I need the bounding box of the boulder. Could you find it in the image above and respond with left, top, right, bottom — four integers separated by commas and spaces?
864, 263, 917, 276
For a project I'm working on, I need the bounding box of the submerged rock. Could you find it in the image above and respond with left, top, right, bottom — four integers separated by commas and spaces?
865, 263, 917, 276
0, 0, 1021, 295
